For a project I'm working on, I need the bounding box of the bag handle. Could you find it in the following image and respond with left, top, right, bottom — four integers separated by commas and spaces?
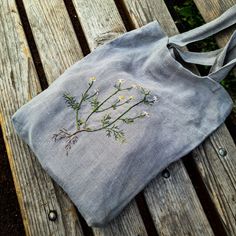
167, 45, 223, 66
209, 30, 236, 82
169, 5, 236, 46
168, 5, 236, 82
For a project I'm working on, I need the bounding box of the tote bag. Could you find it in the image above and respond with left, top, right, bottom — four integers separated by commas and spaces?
12, 5, 236, 226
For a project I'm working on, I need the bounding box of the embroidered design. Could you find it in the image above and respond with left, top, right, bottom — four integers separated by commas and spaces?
52, 77, 158, 155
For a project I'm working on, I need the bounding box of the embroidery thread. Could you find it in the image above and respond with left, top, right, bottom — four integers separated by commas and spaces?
52, 77, 158, 154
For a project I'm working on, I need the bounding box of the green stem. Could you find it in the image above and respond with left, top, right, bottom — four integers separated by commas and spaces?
86, 91, 98, 100
75, 81, 93, 129
120, 114, 145, 122
84, 89, 119, 125
70, 98, 145, 137
96, 99, 131, 113
78, 82, 93, 109
75, 109, 79, 130
84, 87, 133, 125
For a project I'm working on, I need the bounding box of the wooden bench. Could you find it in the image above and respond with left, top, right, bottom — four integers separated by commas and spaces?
0, 0, 236, 235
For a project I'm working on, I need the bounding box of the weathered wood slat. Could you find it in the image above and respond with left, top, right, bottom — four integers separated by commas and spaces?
21, 0, 147, 234
0, 1, 84, 235
193, 1, 236, 234
70, 0, 148, 235
192, 125, 236, 235
72, 0, 214, 235
22, 0, 84, 84
124, 0, 236, 235
72, 0, 126, 50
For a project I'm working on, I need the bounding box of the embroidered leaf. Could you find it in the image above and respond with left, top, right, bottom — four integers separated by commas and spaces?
65, 136, 78, 155
90, 97, 99, 110
63, 93, 79, 110
53, 77, 158, 155
105, 125, 125, 143
121, 118, 134, 124
101, 114, 112, 127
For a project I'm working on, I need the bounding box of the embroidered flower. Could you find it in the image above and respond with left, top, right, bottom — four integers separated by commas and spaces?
132, 84, 139, 89
118, 95, 125, 101
89, 76, 96, 82
153, 96, 158, 102
118, 79, 125, 84
142, 111, 150, 117
53, 77, 157, 155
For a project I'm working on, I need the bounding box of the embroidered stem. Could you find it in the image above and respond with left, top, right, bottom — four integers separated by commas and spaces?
84, 87, 132, 126
75, 81, 94, 130
52, 77, 157, 154
69, 97, 146, 137
96, 98, 132, 113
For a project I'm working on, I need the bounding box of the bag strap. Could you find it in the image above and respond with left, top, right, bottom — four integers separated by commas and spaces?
167, 45, 223, 66
209, 31, 236, 82
169, 5, 236, 46
168, 5, 236, 82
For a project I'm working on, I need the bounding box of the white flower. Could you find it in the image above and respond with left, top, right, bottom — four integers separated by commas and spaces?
132, 84, 140, 89
89, 76, 96, 82
118, 79, 125, 84
142, 111, 150, 117
129, 95, 135, 100
153, 96, 158, 102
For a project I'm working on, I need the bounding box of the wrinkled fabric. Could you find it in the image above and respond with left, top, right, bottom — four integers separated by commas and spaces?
12, 5, 236, 226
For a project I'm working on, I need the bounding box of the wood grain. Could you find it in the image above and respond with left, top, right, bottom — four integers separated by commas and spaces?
0, 0, 84, 235
192, 124, 236, 235
22, 0, 84, 84
72, 0, 126, 50
193, 1, 236, 234
72, 0, 214, 235
124, 0, 236, 235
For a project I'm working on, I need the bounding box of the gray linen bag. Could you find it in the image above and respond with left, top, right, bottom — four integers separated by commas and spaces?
12, 5, 236, 226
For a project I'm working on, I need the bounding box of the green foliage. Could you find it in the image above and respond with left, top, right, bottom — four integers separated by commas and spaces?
106, 125, 125, 143
90, 97, 100, 110
101, 114, 112, 127
63, 93, 79, 110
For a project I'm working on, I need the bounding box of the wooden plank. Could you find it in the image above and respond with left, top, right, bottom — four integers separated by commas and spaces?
72, 0, 126, 50
192, 1, 236, 234
0, 1, 84, 235
21, 0, 147, 234
192, 125, 236, 235
72, 0, 214, 235
22, 0, 84, 84
124, 0, 236, 235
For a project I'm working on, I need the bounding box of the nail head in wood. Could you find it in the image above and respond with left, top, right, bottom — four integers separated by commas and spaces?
162, 169, 170, 178
218, 148, 227, 157
48, 210, 57, 221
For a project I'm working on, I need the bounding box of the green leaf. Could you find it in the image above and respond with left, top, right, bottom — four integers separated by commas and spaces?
121, 118, 134, 124
101, 114, 112, 127
105, 125, 126, 143
90, 97, 99, 110
63, 93, 79, 110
